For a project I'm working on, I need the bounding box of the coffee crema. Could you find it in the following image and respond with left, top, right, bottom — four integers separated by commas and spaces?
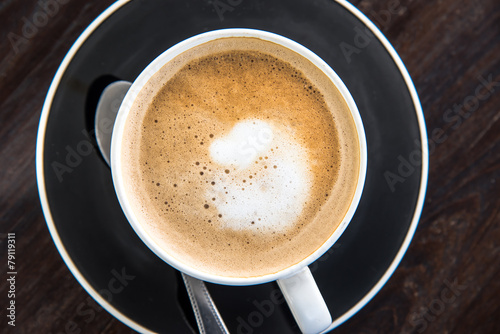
121, 37, 360, 278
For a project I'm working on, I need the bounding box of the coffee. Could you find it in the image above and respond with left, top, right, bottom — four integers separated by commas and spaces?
121, 37, 360, 278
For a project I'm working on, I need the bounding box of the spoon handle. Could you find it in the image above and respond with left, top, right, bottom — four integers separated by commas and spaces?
182, 273, 230, 334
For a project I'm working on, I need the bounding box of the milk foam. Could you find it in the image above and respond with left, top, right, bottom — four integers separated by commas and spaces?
210, 120, 274, 169
208, 119, 311, 232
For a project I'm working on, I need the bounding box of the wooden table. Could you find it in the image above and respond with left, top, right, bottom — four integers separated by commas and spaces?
1, 0, 499, 333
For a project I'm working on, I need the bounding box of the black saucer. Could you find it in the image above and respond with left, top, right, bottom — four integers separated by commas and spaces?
36, 0, 428, 333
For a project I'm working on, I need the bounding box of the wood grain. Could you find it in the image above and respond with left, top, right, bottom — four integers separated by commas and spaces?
1, 0, 499, 333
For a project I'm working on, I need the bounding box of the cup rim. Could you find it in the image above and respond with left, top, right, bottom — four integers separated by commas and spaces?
111, 28, 367, 285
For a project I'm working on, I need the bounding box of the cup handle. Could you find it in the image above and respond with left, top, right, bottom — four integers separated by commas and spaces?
277, 267, 332, 334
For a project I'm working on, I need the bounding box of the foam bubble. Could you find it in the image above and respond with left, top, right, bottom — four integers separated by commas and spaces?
208, 119, 311, 232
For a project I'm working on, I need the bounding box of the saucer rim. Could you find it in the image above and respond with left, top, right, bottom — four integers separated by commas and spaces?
325, 0, 428, 331
35, 0, 428, 332
36, 1, 150, 333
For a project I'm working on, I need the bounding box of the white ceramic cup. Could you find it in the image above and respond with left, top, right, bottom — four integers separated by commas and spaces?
111, 28, 367, 334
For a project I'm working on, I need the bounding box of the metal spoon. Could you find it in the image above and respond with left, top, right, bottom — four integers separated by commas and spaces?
95, 81, 230, 334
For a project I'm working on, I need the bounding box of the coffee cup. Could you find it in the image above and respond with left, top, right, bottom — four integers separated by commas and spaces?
110, 28, 367, 334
